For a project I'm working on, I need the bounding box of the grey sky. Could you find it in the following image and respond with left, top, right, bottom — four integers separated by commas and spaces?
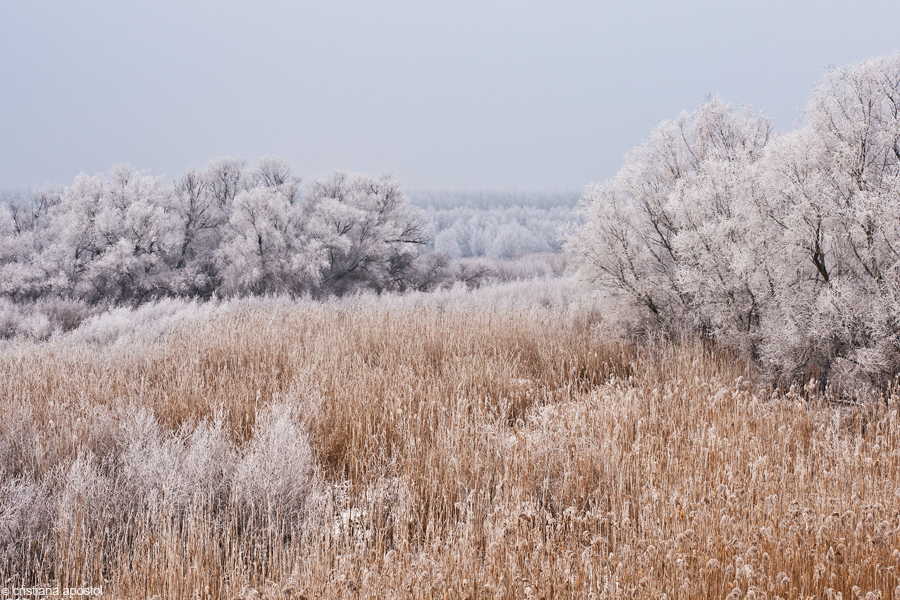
2, 1, 899, 192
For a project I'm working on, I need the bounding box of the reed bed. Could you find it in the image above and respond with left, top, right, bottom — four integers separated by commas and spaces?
1, 281, 899, 599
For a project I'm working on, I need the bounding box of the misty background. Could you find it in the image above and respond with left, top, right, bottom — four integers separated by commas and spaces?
3, 1, 900, 193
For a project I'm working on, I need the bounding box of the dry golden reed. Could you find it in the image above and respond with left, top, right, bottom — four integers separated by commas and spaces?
1, 285, 899, 599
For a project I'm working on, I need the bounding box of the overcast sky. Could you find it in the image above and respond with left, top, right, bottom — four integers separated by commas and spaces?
2, 1, 899, 192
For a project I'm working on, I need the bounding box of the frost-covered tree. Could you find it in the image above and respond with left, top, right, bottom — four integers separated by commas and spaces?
217, 186, 324, 296
757, 54, 900, 389
667, 100, 774, 353
0, 188, 60, 299
39, 172, 108, 299
423, 204, 573, 262
568, 96, 772, 340
0, 157, 445, 304
206, 157, 249, 210
33, 166, 181, 303
253, 155, 302, 204
166, 167, 225, 296
0, 202, 22, 295
0, 160, 438, 303
570, 53, 900, 392
170, 168, 218, 267
305, 171, 430, 294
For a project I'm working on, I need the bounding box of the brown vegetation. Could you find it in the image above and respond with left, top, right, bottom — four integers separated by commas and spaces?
1, 285, 899, 598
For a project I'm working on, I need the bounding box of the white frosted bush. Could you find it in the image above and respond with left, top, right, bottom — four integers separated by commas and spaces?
63, 297, 216, 346
0, 476, 53, 567
181, 412, 235, 507
110, 402, 313, 524
118, 406, 235, 513
0, 404, 44, 478
57, 452, 119, 539
119, 407, 185, 510
231, 404, 314, 521
0, 297, 46, 339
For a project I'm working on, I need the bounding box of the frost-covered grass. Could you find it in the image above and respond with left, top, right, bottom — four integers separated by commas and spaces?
1, 279, 900, 598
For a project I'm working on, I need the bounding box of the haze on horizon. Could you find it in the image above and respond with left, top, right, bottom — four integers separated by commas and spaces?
2, 0, 899, 193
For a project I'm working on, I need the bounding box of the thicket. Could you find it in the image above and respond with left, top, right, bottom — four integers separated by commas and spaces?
0, 163, 578, 315
0, 161, 433, 304
569, 53, 900, 395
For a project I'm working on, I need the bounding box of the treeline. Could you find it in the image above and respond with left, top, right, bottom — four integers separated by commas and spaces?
408, 189, 579, 210
0, 160, 580, 309
426, 205, 579, 259
568, 53, 900, 394
409, 190, 580, 261
0, 159, 436, 304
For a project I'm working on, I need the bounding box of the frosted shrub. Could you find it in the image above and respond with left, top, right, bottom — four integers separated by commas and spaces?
34, 298, 92, 333
231, 404, 314, 523
57, 452, 119, 541
0, 297, 50, 340
0, 405, 45, 478
118, 406, 235, 514
65, 297, 213, 345
490, 253, 567, 281
181, 412, 235, 508
118, 407, 187, 511
0, 476, 53, 570
0, 298, 90, 341
11, 311, 50, 340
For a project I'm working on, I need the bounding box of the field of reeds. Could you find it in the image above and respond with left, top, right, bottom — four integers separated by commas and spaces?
1, 279, 900, 599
